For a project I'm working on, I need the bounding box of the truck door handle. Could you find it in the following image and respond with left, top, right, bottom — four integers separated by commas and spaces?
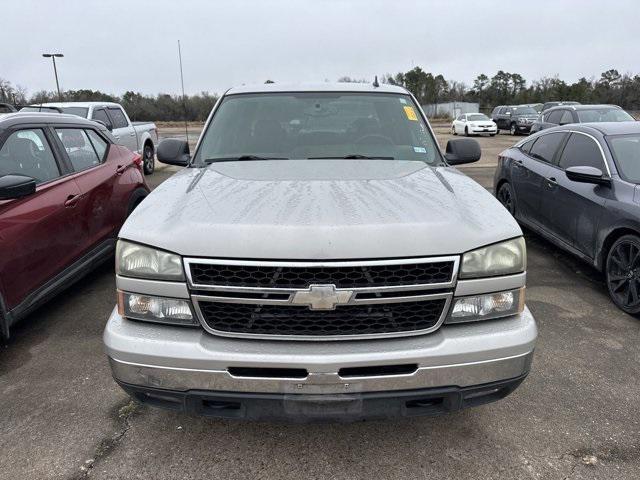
64, 194, 81, 208
116, 165, 127, 175
546, 176, 557, 186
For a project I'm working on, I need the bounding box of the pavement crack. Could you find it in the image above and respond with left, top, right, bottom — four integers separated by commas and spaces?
70, 399, 140, 479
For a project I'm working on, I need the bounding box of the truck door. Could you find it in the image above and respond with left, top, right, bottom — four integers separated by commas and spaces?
108, 106, 138, 153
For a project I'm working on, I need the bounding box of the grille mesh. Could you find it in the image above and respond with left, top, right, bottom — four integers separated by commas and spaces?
190, 262, 454, 289
198, 299, 446, 337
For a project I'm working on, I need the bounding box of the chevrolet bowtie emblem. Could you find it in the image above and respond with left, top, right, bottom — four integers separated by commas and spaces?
291, 284, 353, 310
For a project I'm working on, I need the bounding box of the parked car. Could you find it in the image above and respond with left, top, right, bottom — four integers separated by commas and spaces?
105, 83, 537, 422
522, 103, 544, 114
491, 105, 539, 135
494, 122, 640, 314
541, 101, 581, 113
21, 102, 158, 175
0, 113, 149, 338
530, 104, 635, 134
451, 113, 497, 136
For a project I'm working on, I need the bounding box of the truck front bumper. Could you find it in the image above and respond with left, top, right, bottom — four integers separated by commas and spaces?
105, 305, 536, 420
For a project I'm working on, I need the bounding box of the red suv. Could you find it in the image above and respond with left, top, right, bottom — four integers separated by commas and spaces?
0, 113, 149, 338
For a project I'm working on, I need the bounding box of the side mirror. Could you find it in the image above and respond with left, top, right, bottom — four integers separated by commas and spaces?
0, 175, 37, 200
445, 138, 481, 165
157, 139, 190, 166
565, 166, 611, 186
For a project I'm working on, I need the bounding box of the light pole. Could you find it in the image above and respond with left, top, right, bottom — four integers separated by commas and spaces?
42, 53, 64, 100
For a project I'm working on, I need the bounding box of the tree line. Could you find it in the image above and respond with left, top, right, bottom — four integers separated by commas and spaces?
2, 68, 640, 122
379, 68, 640, 110
0, 78, 218, 122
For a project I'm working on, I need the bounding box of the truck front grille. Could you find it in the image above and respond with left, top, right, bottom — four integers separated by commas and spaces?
197, 299, 447, 338
185, 256, 458, 340
188, 261, 454, 289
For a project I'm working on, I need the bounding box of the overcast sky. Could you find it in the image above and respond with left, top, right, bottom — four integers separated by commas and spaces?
2, 0, 639, 97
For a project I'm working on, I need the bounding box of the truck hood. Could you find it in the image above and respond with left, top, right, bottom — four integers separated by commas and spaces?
121, 160, 521, 259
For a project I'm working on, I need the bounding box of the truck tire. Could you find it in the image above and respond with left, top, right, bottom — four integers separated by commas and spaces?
143, 143, 155, 175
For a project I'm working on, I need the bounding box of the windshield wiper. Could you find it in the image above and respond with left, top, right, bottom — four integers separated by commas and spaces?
204, 155, 289, 164
307, 154, 395, 160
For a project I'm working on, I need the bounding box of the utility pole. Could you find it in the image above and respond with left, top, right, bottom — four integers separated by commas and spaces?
42, 53, 64, 100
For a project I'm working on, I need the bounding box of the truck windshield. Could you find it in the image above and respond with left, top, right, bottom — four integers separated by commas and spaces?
194, 92, 442, 165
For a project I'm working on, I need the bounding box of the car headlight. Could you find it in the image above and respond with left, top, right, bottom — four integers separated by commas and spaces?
446, 288, 525, 324
116, 240, 184, 281
118, 291, 198, 326
460, 237, 526, 279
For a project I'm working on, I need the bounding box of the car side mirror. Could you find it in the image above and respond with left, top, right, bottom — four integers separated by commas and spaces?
445, 138, 481, 165
157, 139, 190, 166
565, 166, 611, 186
0, 174, 37, 200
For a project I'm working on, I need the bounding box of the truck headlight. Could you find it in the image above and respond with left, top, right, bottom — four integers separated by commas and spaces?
116, 240, 184, 281
460, 237, 526, 279
118, 291, 198, 326
446, 288, 525, 324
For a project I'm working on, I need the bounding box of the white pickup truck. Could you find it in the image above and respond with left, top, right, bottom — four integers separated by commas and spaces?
22, 102, 158, 174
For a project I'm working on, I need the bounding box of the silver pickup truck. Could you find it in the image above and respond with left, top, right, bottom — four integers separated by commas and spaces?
104, 83, 537, 422
22, 102, 158, 174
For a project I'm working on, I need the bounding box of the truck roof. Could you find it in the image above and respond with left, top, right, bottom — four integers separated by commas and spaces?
34, 101, 121, 108
226, 82, 409, 95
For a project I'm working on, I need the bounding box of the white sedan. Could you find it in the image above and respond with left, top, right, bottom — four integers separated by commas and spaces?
451, 113, 498, 136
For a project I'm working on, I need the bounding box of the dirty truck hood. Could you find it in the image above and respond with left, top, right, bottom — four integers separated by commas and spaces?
121, 160, 521, 259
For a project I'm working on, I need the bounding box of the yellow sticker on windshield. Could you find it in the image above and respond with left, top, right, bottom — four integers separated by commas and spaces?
403, 106, 418, 121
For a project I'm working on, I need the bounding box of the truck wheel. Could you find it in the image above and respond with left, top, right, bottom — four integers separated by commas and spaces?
143, 144, 155, 175
497, 182, 516, 215
510, 123, 518, 136
606, 234, 640, 315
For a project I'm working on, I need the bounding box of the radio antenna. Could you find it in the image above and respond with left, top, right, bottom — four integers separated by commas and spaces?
178, 40, 189, 144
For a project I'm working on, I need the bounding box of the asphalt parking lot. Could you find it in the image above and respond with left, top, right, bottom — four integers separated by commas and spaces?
1, 127, 639, 480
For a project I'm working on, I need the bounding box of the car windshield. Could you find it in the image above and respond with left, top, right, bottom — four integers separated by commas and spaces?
193, 92, 441, 165
577, 108, 634, 123
467, 114, 490, 121
514, 107, 538, 115
607, 134, 640, 183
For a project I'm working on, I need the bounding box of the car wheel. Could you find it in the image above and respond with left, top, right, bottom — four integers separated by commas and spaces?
497, 182, 516, 215
464, 126, 469, 137
452, 126, 457, 135
490, 134, 496, 137
143, 144, 155, 175
510, 123, 518, 136
606, 235, 640, 315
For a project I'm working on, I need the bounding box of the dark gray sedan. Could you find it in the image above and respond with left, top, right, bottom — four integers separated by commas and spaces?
494, 122, 640, 314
